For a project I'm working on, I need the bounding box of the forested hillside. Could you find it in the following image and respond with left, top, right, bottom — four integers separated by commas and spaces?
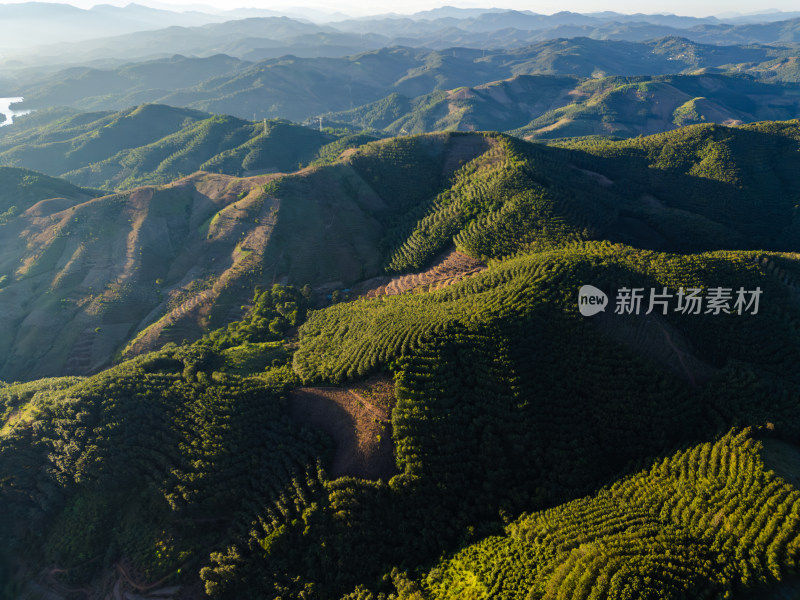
0, 104, 337, 190
5, 3, 800, 597
421, 429, 800, 599
1, 111, 800, 599
4, 241, 800, 599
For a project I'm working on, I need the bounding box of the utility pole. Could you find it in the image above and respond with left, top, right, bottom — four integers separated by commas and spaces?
319, 117, 323, 132
263, 118, 267, 135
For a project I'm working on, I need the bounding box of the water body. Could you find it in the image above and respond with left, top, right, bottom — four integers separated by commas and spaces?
0, 97, 31, 127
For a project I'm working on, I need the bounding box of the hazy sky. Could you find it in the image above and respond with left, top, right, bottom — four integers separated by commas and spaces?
0, 0, 798, 18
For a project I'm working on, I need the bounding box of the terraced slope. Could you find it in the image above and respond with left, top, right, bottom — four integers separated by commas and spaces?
294, 242, 800, 384
360, 248, 485, 297
10, 238, 800, 600
421, 429, 800, 599
204, 240, 800, 598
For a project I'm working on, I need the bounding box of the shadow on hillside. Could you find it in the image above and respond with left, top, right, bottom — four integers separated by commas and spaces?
538, 125, 800, 252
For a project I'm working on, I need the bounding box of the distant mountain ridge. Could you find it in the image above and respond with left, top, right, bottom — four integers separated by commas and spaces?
0, 2, 344, 51
4, 7, 800, 67
0, 2, 232, 49
7, 37, 800, 125
0, 104, 338, 190
324, 72, 800, 139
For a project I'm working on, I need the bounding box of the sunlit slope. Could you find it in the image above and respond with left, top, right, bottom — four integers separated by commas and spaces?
296, 241, 800, 392
351, 122, 800, 273
513, 75, 800, 139
324, 75, 577, 134
421, 429, 800, 600
0, 171, 286, 380
0, 133, 492, 379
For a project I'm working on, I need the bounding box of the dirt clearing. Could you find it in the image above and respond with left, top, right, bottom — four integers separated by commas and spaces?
290, 376, 397, 481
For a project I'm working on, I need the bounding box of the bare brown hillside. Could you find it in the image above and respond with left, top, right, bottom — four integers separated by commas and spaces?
0, 133, 501, 381
0, 172, 282, 380
359, 248, 485, 298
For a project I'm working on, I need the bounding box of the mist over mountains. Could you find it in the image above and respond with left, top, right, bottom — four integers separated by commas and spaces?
3, 36, 800, 133
4, 2, 800, 67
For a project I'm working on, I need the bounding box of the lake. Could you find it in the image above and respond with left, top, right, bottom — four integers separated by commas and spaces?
0, 97, 31, 127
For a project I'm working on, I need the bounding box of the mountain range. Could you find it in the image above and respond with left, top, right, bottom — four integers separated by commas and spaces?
1, 121, 799, 381
325, 73, 800, 138
6, 37, 800, 127
4, 6, 800, 67
0, 2, 337, 51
